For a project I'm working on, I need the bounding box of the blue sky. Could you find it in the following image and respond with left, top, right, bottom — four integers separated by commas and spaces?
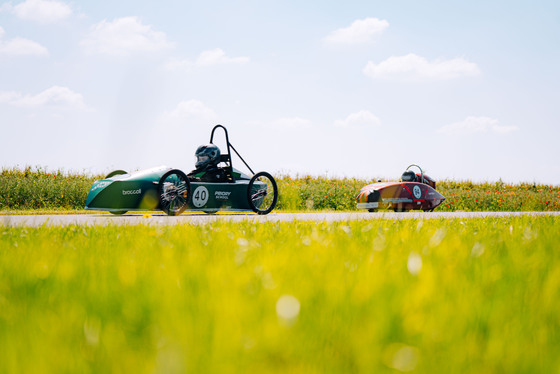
1, 0, 559, 184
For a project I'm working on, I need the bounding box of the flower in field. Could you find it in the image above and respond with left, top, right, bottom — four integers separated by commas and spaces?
407, 252, 422, 275
383, 344, 419, 372
276, 295, 300, 326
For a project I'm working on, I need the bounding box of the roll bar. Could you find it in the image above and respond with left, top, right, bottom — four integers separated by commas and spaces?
210, 124, 255, 178
405, 164, 425, 184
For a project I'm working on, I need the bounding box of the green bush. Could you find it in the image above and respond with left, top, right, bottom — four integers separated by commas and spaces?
0, 166, 100, 210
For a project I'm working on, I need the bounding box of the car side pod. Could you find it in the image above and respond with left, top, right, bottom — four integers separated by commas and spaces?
356, 164, 446, 212
85, 166, 173, 215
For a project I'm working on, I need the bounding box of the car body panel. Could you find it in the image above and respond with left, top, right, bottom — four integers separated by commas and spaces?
356, 179, 445, 211
85, 165, 266, 213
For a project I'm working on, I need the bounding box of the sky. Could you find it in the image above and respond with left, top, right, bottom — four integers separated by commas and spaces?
1, 0, 559, 184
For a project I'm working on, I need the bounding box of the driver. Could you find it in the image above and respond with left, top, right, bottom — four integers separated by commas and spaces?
187, 144, 229, 182
401, 170, 419, 182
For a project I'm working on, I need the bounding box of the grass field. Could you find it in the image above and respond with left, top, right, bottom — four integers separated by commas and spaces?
2, 167, 560, 213
1, 216, 559, 373
0, 167, 99, 211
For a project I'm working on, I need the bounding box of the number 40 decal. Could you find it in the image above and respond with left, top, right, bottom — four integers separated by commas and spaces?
192, 186, 209, 207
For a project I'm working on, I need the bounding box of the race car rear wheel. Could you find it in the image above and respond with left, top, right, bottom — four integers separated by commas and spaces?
158, 170, 191, 216
247, 172, 278, 215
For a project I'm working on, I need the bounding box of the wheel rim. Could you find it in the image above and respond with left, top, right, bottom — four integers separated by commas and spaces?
159, 172, 189, 215
110, 210, 127, 215
249, 172, 277, 214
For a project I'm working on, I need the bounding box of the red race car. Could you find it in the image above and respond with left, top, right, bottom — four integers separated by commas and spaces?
356, 164, 446, 212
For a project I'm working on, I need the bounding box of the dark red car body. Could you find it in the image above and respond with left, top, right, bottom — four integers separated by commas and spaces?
356, 166, 445, 212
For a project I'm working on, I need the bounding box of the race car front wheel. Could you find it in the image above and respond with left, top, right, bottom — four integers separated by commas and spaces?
247, 172, 278, 215
158, 169, 191, 216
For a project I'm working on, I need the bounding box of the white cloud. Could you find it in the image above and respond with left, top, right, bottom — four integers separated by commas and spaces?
80, 16, 174, 56
196, 48, 250, 66
363, 53, 480, 80
160, 100, 218, 123
334, 110, 381, 128
165, 48, 249, 70
0, 91, 21, 102
0, 86, 86, 109
323, 17, 388, 45
0, 26, 48, 56
8, 0, 72, 24
438, 116, 518, 135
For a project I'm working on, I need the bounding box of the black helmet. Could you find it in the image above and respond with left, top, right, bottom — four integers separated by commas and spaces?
195, 144, 220, 170
401, 170, 418, 182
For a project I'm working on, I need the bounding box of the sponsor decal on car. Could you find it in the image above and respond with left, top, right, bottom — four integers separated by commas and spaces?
91, 181, 110, 191
123, 189, 142, 195
215, 191, 231, 201
383, 198, 413, 203
357, 202, 379, 209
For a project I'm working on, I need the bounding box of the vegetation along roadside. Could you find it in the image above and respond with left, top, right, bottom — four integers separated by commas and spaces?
1, 167, 559, 212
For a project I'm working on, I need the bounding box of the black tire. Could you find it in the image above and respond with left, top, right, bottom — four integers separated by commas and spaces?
247, 172, 278, 215
368, 208, 378, 213
158, 170, 191, 216
105, 170, 127, 178
109, 210, 127, 215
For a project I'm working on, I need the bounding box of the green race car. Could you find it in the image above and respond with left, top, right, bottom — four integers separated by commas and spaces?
85, 125, 278, 216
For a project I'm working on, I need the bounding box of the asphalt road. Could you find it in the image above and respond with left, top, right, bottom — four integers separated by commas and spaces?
1, 211, 559, 227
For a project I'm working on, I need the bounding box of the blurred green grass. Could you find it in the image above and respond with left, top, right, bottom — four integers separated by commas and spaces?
1, 217, 559, 373
2, 167, 560, 212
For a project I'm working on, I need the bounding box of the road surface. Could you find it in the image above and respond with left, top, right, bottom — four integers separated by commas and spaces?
1, 211, 558, 227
